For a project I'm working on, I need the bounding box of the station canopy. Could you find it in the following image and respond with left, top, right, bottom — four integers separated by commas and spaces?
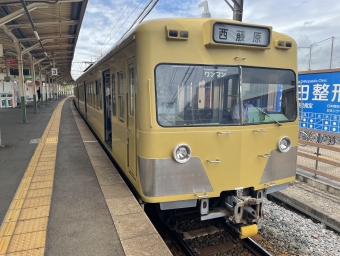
0, 0, 88, 83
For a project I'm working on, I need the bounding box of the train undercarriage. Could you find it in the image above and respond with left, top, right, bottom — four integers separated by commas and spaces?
156, 187, 264, 239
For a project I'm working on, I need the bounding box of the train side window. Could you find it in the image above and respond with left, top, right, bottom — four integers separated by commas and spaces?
88, 83, 90, 105
118, 72, 124, 122
129, 64, 134, 116
87, 82, 90, 104
92, 81, 95, 106
112, 74, 116, 116
80, 85, 83, 101
98, 79, 102, 109
88, 82, 91, 105
90, 82, 93, 105
95, 80, 99, 107
95, 79, 102, 109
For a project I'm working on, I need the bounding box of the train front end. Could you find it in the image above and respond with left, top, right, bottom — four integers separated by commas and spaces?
136, 18, 298, 238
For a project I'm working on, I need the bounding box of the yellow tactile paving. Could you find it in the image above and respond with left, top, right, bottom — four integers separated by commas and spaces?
20, 177, 33, 184
40, 153, 56, 157
7, 231, 46, 253
26, 189, 52, 201
29, 181, 53, 190
6, 247, 44, 256
35, 166, 54, 172
0, 237, 11, 254
14, 218, 48, 235
9, 201, 24, 210
45, 138, 58, 144
38, 157, 56, 162
22, 197, 51, 209
19, 206, 50, 221
4, 210, 20, 223
0, 223, 15, 237
31, 175, 54, 183
0, 98, 68, 255
17, 183, 30, 192
13, 190, 28, 200
36, 162, 54, 168
24, 172, 34, 178
33, 170, 54, 177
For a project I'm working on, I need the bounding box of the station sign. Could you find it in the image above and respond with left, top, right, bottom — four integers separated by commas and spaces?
298, 71, 340, 134
51, 68, 58, 76
6, 59, 18, 65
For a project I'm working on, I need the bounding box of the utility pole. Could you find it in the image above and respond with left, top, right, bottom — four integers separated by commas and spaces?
330, 36, 334, 69
224, 0, 243, 21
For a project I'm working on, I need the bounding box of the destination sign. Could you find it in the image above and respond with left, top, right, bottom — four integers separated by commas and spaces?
213, 23, 270, 47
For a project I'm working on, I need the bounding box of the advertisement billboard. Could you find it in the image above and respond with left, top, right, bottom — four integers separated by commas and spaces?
298, 69, 340, 134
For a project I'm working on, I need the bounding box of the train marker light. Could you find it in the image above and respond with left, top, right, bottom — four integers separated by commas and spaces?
180, 31, 189, 38
166, 26, 188, 40
169, 30, 178, 37
278, 136, 291, 153
275, 40, 292, 50
173, 144, 192, 163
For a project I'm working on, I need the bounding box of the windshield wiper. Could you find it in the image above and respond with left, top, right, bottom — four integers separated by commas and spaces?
256, 107, 282, 126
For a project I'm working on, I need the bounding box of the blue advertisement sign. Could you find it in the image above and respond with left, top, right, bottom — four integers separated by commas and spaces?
298, 71, 340, 134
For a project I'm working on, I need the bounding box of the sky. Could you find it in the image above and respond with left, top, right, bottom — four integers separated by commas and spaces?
71, 0, 340, 80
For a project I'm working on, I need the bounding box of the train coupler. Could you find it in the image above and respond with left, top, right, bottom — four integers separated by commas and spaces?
224, 189, 264, 224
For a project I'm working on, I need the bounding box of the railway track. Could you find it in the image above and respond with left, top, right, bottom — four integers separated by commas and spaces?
146, 205, 276, 255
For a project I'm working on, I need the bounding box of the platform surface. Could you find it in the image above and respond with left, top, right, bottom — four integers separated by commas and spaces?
0, 98, 171, 256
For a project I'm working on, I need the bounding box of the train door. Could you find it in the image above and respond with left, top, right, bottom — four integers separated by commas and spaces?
84, 81, 87, 119
103, 70, 112, 146
127, 60, 136, 178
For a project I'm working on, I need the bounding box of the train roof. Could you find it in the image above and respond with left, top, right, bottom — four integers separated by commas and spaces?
76, 17, 293, 82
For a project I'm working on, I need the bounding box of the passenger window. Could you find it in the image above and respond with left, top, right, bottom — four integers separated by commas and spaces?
95, 79, 102, 109
95, 80, 99, 107
118, 72, 124, 121
98, 79, 102, 109
129, 64, 134, 116
91, 81, 95, 105
112, 74, 116, 116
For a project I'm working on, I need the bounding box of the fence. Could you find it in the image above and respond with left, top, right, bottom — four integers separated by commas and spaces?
298, 128, 340, 182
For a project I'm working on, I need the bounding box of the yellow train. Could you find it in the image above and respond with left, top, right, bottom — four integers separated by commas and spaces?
74, 17, 298, 238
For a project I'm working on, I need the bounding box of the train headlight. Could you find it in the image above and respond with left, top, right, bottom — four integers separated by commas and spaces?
173, 144, 192, 163
278, 136, 291, 153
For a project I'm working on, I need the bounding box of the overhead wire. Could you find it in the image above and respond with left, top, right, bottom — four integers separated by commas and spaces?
118, 0, 159, 42
94, 0, 158, 57
92, 0, 135, 55
94, 0, 149, 57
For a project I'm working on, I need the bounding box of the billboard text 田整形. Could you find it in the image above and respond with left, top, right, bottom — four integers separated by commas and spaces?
298, 71, 340, 133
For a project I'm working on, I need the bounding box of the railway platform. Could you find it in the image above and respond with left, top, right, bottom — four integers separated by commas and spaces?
0, 97, 171, 256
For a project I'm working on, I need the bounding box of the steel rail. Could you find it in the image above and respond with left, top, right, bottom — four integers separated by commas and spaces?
241, 237, 273, 256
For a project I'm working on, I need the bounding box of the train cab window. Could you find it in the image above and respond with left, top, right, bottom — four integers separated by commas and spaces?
155, 64, 296, 127
112, 74, 116, 116
129, 64, 135, 116
241, 67, 297, 124
155, 64, 239, 126
118, 72, 124, 122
